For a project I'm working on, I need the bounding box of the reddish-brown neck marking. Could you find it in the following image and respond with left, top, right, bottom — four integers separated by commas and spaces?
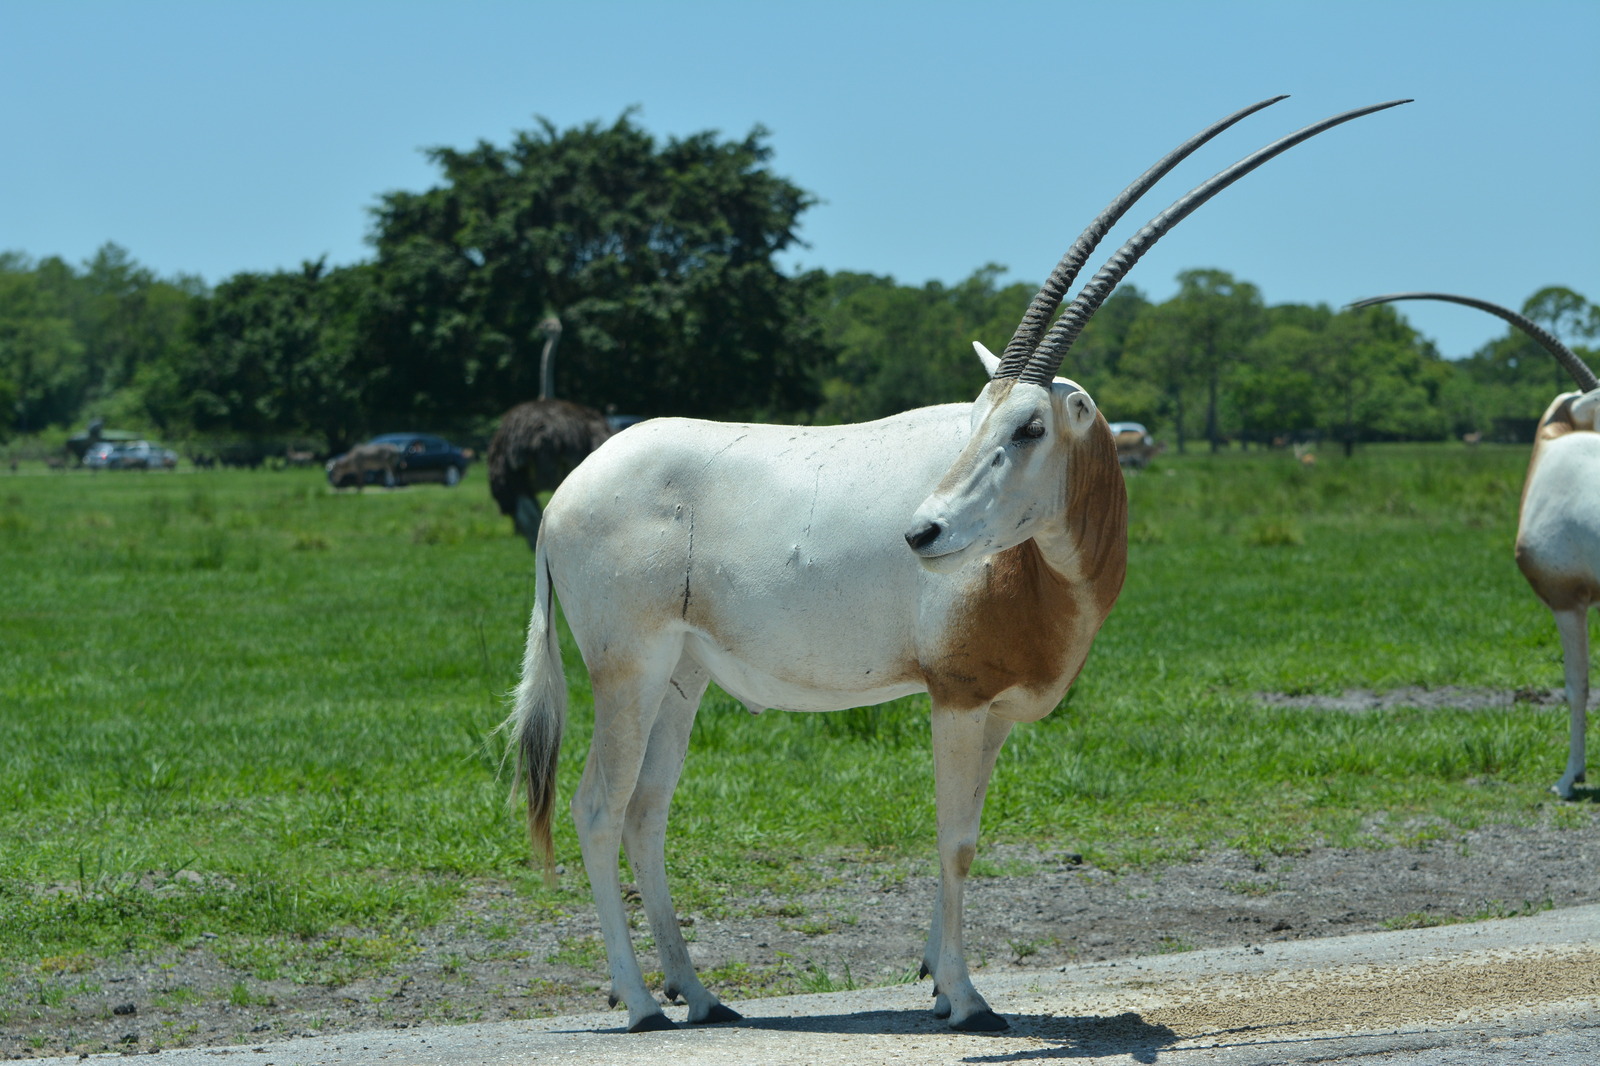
921, 415, 1128, 713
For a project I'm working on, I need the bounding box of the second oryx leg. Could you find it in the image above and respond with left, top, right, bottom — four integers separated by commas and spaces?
923, 705, 1013, 1031
1552, 606, 1590, 799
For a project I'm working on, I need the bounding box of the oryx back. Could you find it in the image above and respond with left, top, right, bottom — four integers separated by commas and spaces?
539, 407, 974, 713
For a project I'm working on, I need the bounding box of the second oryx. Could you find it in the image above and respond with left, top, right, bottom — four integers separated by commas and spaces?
1350, 291, 1600, 799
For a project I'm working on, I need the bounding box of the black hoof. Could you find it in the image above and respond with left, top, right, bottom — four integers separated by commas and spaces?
607, 991, 620, 1009
629, 1012, 677, 1033
918, 961, 931, 979
663, 984, 682, 1004
690, 1004, 743, 1025
952, 1009, 1009, 1032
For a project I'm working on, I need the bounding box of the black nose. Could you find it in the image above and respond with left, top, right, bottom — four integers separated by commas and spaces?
905, 521, 942, 551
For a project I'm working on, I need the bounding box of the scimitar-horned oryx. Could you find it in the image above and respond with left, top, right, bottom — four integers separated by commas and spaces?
1350, 292, 1599, 798
509, 96, 1409, 1033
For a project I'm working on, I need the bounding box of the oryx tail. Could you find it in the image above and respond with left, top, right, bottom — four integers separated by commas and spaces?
508, 528, 566, 880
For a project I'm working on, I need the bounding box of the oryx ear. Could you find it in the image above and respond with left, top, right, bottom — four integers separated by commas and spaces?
1571, 388, 1600, 431
1062, 389, 1098, 436
973, 341, 1001, 379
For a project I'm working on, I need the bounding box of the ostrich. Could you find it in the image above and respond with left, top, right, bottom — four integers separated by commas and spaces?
487, 316, 614, 550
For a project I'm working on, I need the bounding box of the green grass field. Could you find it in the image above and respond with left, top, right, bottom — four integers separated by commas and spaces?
1, 444, 1592, 976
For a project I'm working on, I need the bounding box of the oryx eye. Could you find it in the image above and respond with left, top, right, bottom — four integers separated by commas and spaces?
1014, 418, 1046, 442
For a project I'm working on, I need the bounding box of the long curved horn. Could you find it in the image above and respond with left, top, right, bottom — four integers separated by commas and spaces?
993, 95, 1290, 379
1347, 292, 1599, 392
1017, 98, 1412, 386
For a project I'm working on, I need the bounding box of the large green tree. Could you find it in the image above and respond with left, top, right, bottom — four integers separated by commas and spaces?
0, 255, 84, 433
1323, 303, 1448, 454
0, 246, 202, 438
361, 113, 824, 425
812, 266, 1033, 423
1121, 269, 1263, 452
183, 259, 369, 447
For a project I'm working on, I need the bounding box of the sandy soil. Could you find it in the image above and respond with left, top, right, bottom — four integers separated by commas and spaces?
5, 809, 1597, 1060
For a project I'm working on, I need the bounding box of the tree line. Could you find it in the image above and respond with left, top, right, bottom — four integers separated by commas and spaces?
2, 113, 1596, 455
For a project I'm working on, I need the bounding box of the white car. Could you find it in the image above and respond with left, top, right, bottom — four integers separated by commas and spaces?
1107, 422, 1159, 469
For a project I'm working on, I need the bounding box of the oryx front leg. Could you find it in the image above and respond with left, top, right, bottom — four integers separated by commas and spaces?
572, 649, 682, 1032
620, 657, 741, 1026
1552, 608, 1590, 799
923, 706, 1013, 1031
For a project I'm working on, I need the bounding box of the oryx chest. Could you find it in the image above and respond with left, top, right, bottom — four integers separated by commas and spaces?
917, 540, 1095, 720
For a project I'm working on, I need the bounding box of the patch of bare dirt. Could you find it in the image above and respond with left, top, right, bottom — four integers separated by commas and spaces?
1256, 685, 1577, 713
4, 811, 1598, 1059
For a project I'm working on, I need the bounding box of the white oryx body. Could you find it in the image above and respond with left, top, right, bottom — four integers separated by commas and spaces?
515, 365, 1125, 1032
1516, 389, 1600, 797
511, 97, 1408, 1033
1351, 292, 1599, 799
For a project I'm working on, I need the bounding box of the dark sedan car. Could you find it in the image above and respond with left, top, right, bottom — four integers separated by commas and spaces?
328, 433, 473, 488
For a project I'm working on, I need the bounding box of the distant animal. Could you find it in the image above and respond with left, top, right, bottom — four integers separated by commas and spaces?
487, 317, 613, 550
506, 97, 1407, 1033
1463, 430, 1483, 447
325, 442, 401, 490
1108, 421, 1161, 469
285, 447, 317, 468
1350, 292, 1597, 798
1292, 441, 1317, 466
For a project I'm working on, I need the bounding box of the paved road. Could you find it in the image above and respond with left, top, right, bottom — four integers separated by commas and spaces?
35, 904, 1599, 1065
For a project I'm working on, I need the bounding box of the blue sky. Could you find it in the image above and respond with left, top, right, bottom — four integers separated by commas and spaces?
1, 0, 1595, 359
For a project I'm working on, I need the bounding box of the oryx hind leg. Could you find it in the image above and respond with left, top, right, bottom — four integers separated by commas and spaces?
571, 638, 685, 1032
1552, 607, 1590, 799
621, 655, 741, 1025
923, 705, 1013, 1031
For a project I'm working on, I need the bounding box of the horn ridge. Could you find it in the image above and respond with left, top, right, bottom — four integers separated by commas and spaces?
1018, 98, 1412, 386
1348, 291, 1600, 392
994, 96, 1290, 379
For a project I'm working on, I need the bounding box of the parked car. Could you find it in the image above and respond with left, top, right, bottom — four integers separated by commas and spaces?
327, 433, 473, 488
83, 440, 180, 470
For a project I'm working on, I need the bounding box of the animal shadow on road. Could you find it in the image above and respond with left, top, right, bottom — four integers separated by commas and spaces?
731, 1009, 1178, 1063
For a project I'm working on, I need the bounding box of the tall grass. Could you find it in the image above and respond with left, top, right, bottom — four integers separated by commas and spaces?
0, 443, 1589, 965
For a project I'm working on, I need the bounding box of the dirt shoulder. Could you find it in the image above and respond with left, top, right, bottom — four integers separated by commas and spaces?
4, 815, 1598, 1059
